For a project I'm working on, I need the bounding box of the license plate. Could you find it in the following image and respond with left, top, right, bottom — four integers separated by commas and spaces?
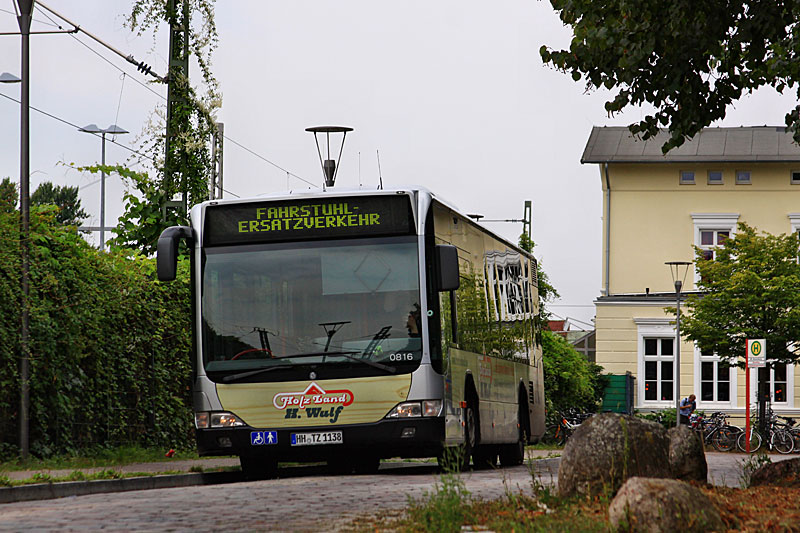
290, 431, 343, 446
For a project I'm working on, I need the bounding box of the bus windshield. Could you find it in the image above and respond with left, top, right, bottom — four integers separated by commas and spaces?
201, 235, 422, 382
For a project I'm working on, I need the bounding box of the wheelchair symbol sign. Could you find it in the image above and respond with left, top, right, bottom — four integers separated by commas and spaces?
251, 431, 277, 445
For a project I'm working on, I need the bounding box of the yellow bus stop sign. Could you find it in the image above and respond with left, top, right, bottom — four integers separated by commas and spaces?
747, 338, 766, 368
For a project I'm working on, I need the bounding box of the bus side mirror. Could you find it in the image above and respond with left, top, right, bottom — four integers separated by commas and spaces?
435, 244, 460, 292
157, 226, 194, 281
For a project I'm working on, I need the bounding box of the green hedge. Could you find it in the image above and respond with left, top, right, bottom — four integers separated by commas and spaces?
0, 206, 193, 459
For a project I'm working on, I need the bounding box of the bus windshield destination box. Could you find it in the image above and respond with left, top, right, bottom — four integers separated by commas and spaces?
204, 195, 415, 246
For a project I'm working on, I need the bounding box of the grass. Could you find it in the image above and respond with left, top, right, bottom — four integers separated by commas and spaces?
0, 445, 203, 473
345, 456, 800, 532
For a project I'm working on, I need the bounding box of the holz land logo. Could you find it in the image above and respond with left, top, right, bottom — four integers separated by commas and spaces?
273, 382, 354, 424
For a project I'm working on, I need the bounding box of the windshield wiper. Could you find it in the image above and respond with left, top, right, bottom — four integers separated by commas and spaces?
221, 364, 293, 383
278, 351, 397, 374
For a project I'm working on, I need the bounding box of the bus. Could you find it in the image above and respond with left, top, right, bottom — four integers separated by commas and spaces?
157, 186, 545, 478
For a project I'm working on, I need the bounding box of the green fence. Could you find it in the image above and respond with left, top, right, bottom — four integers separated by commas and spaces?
601, 372, 634, 414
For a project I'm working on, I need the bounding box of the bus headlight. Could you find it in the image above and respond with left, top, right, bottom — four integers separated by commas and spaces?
195, 411, 246, 428
385, 400, 442, 418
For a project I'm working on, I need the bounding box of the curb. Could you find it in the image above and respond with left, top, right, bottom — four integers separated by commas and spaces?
0, 471, 239, 504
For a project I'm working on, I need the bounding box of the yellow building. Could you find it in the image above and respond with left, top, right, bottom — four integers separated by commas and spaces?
583, 126, 800, 416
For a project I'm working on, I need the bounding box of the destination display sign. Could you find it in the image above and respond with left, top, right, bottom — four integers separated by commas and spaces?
203, 194, 415, 246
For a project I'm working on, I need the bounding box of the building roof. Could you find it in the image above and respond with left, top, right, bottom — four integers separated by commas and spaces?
581, 126, 800, 164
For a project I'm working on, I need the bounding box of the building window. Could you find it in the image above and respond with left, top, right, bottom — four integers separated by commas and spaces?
708, 170, 723, 184
772, 363, 788, 403
692, 215, 739, 280
643, 337, 675, 402
699, 229, 729, 261
748, 361, 794, 407
680, 171, 695, 185
697, 352, 734, 405
792, 171, 800, 184
735, 170, 751, 184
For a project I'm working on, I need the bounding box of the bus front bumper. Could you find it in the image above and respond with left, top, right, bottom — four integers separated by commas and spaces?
195, 416, 445, 460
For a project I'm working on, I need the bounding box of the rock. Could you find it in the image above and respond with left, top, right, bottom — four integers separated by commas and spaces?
557, 413, 670, 498
749, 457, 800, 488
667, 425, 707, 482
608, 477, 724, 533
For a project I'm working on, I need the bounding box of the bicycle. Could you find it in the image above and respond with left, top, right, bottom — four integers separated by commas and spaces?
736, 409, 794, 454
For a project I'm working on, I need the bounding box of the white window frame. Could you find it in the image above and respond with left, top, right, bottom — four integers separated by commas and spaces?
634, 318, 676, 408
748, 362, 794, 408
788, 213, 800, 235
691, 213, 739, 284
693, 348, 737, 409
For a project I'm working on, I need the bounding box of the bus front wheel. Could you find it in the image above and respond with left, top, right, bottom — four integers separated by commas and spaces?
240, 456, 278, 480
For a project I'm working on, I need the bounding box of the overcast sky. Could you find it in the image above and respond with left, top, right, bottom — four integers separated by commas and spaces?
1, 1, 797, 326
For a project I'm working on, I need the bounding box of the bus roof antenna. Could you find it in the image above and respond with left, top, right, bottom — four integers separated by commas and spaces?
306, 126, 353, 188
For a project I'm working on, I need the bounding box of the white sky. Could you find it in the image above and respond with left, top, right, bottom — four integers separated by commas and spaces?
1, 0, 797, 326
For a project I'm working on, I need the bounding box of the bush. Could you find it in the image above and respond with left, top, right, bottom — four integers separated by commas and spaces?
541, 330, 607, 413
0, 206, 193, 457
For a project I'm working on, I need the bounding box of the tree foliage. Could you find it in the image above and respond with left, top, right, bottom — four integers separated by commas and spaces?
30, 181, 88, 226
0, 205, 193, 459
541, 330, 605, 413
0, 177, 17, 213
518, 232, 559, 343
111, 0, 220, 252
681, 223, 800, 367
541, 1, 800, 152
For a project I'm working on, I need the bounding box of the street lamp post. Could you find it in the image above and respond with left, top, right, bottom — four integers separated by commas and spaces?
666, 261, 692, 427
13, 0, 34, 460
78, 124, 128, 250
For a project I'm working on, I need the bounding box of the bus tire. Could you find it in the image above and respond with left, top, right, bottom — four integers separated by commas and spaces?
499, 425, 526, 467
240, 456, 278, 480
461, 405, 477, 470
353, 455, 381, 474
472, 445, 497, 469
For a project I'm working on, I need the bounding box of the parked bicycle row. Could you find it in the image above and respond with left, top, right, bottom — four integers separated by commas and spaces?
689, 409, 800, 454
541, 407, 800, 454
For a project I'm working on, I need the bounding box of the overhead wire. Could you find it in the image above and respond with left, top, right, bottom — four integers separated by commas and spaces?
0, 91, 156, 163
4, 3, 314, 192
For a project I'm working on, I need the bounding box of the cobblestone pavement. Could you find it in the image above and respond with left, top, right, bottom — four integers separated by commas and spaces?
0, 460, 554, 532
0, 452, 793, 532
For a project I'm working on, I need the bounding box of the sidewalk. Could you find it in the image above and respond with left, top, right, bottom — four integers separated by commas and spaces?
2, 448, 559, 483
1, 457, 240, 482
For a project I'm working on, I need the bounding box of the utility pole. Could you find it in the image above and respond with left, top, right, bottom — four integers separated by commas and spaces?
209, 122, 224, 200
16, 0, 33, 460
165, 0, 190, 214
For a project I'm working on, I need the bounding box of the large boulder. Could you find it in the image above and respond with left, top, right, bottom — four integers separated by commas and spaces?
608, 477, 724, 533
558, 413, 670, 498
749, 457, 800, 488
667, 425, 707, 482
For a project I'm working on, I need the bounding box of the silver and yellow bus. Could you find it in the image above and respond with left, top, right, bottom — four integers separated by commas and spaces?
157, 187, 545, 478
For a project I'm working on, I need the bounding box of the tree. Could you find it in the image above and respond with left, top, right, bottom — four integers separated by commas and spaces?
541, 329, 605, 413
540, 1, 800, 153
681, 223, 800, 367
0, 178, 17, 213
519, 232, 559, 343
30, 181, 88, 226
108, 0, 220, 252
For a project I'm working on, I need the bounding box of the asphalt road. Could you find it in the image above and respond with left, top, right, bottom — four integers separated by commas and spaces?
0, 453, 791, 532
